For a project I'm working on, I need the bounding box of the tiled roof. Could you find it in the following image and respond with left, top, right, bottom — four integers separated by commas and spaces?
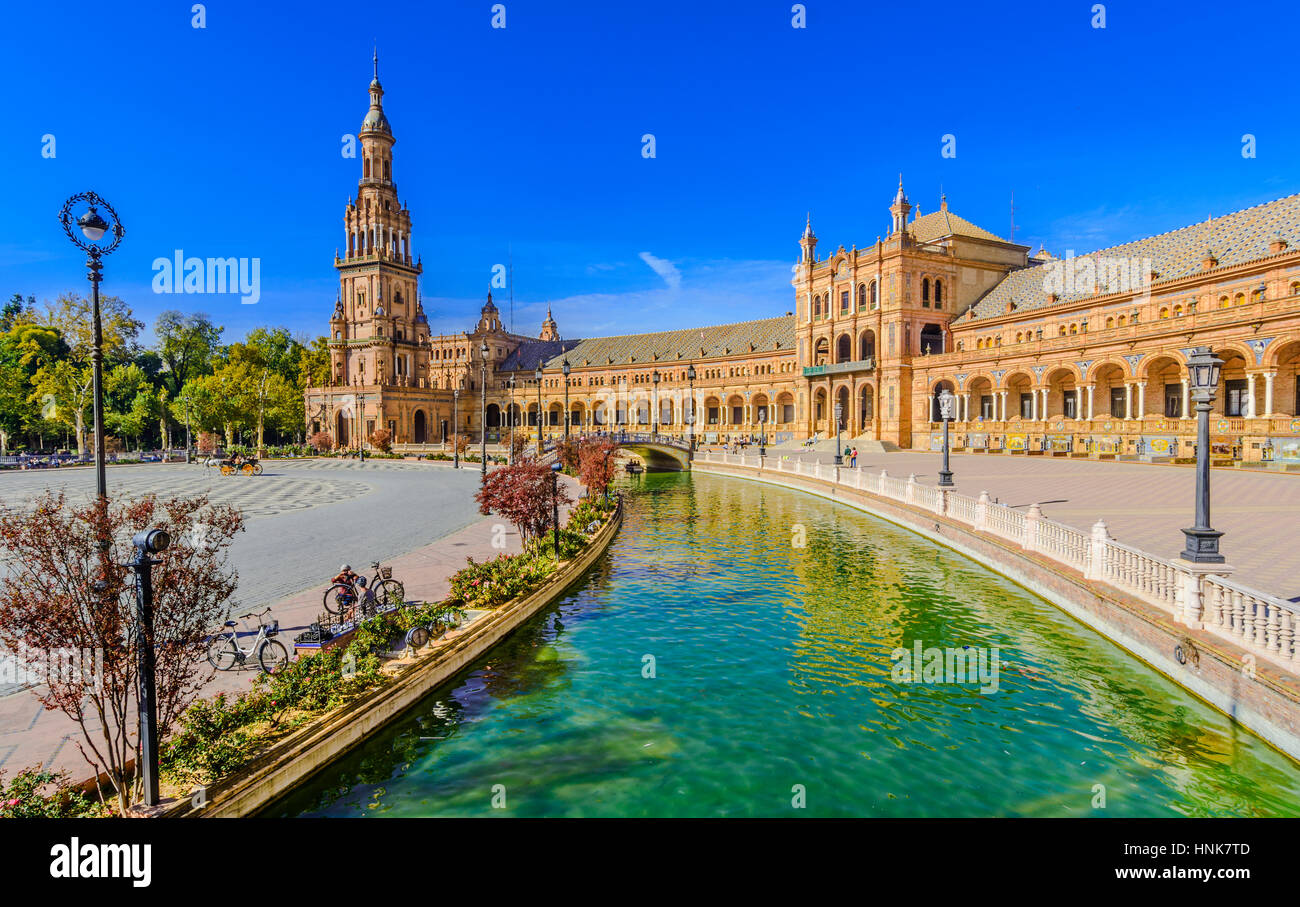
911, 209, 1009, 244
956, 192, 1300, 324
500, 315, 796, 371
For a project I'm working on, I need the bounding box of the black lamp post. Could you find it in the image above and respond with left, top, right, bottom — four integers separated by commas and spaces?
937, 388, 955, 487
758, 410, 767, 458
652, 370, 660, 440
452, 388, 460, 469
562, 356, 571, 441
686, 363, 696, 458
1181, 346, 1225, 563
507, 375, 516, 465
182, 394, 192, 464
833, 402, 843, 465
535, 361, 544, 455
550, 460, 562, 562
479, 341, 488, 478
58, 193, 124, 502
130, 527, 170, 807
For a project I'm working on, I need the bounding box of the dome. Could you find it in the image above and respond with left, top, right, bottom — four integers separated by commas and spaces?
361, 106, 391, 135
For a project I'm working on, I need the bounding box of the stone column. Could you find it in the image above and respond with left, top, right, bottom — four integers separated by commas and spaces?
1075, 386, 1084, 420
964, 393, 971, 422
1000, 390, 1008, 422
1124, 383, 1133, 420
1246, 372, 1257, 419
1181, 377, 1190, 419
1030, 388, 1038, 421
1042, 387, 1049, 420
1136, 381, 1146, 419
1264, 370, 1276, 416
1086, 384, 1094, 420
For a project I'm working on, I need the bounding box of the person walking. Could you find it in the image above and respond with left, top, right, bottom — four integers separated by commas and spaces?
850, 446, 858, 468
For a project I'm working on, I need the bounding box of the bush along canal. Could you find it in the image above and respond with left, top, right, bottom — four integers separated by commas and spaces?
269, 472, 1300, 818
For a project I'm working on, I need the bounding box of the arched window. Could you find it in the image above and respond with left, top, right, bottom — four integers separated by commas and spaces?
1235, 292, 1246, 306
1219, 295, 1230, 309
857, 283, 867, 310
812, 295, 821, 318
1105, 317, 1114, 329
870, 281, 878, 309
934, 280, 944, 306
922, 278, 931, 304
384, 160, 391, 180
363, 158, 371, 178
1159, 307, 1169, 319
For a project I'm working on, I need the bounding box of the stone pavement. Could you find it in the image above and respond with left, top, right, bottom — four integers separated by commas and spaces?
759, 448, 1300, 601
0, 458, 579, 783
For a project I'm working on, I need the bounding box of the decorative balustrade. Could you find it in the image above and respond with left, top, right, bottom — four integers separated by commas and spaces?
1202, 576, 1300, 667
695, 450, 1300, 674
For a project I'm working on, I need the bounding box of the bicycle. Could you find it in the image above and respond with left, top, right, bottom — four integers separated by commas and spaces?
322, 561, 405, 617
206, 607, 289, 673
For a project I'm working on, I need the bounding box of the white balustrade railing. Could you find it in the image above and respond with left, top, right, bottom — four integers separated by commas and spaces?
1202, 575, 1300, 667
694, 450, 1300, 674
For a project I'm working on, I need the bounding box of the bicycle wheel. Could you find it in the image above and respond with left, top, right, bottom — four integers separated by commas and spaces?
253, 463, 264, 476
323, 583, 355, 615
207, 635, 239, 671
220, 464, 234, 476
258, 639, 289, 673
241, 463, 256, 476
375, 579, 405, 608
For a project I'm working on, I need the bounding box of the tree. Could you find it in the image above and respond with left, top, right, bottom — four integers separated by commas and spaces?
578, 438, 620, 500
0, 491, 244, 813
475, 460, 573, 543
369, 428, 392, 452
154, 311, 222, 398
308, 430, 333, 452
41, 293, 142, 365
297, 336, 331, 389
28, 294, 141, 456
1, 294, 35, 332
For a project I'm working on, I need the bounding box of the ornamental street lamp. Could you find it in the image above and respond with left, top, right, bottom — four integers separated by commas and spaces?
686, 363, 696, 458
937, 388, 956, 487
130, 527, 170, 806
479, 341, 488, 479
58, 193, 124, 503
652, 370, 660, 440
507, 375, 516, 465
452, 388, 460, 469
535, 361, 544, 455
1181, 346, 1225, 563
758, 410, 767, 458
833, 402, 844, 465
182, 394, 193, 464
563, 356, 572, 441
550, 460, 562, 562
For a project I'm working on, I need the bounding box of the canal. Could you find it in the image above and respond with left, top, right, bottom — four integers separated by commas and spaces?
270, 472, 1300, 817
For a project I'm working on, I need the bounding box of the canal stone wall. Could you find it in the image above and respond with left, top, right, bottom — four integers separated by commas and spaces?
164, 499, 625, 818
693, 456, 1300, 762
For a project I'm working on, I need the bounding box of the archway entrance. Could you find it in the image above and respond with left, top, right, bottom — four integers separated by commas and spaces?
413, 410, 427, 444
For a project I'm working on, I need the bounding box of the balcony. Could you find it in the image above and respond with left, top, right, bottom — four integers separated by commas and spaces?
803, 357, 874, 378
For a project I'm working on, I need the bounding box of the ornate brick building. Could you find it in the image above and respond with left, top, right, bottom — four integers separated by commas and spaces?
307, 66, 1300, 463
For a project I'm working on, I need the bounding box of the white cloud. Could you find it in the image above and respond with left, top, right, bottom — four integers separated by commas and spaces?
638, 251, 682, 290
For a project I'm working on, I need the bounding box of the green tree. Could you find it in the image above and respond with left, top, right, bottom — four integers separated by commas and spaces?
154, 310, 223, 397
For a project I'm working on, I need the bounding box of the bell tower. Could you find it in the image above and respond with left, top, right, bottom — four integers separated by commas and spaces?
331, 52, 427, 387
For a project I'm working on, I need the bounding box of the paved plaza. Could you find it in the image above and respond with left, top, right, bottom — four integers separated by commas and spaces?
777, 448, 1300, 601
0, 458, 576, 779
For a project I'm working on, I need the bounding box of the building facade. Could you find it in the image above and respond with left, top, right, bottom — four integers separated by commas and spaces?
307, 67, 1300, 463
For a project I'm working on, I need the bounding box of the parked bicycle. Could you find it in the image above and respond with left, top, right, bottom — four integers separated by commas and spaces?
322, 561, 405, 617
207, 607, 289, 673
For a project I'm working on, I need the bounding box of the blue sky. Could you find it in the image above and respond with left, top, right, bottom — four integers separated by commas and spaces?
3, 0, 1298, 345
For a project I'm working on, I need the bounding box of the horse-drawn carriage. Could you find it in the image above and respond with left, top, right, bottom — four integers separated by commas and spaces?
212, 456, 263, 476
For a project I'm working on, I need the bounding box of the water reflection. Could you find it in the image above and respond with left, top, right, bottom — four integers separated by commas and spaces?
270, 473, 1300, 818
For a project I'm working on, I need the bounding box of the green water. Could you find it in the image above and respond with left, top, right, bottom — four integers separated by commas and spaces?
271, 472, 1300, 817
